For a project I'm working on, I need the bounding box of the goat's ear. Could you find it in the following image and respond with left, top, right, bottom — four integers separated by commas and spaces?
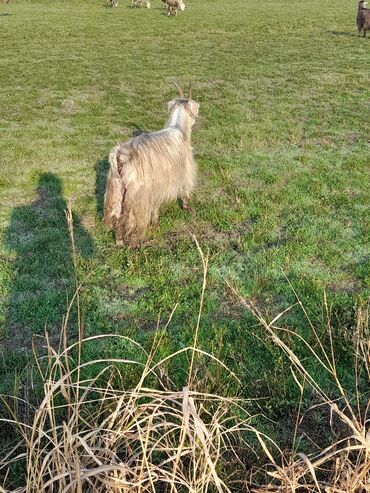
187, 100, 199, 118
167, 99, 177, 113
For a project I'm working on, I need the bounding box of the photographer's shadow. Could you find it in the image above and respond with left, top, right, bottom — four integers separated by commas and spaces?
3, 173, 94, 351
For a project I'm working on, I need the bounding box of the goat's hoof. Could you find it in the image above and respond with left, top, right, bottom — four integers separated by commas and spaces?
116, 239, 124, 247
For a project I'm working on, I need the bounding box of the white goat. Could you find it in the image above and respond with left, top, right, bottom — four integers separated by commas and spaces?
104, 83, 199, 246
132, 0, 151, 8
164, 0, 185, 16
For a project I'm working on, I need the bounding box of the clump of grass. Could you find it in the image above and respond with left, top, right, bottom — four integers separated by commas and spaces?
1, 299, 368, 493
0, 331, 254, 493
232, 285, 370, 492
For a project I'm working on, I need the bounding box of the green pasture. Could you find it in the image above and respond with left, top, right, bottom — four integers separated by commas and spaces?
0, 0, 369, 449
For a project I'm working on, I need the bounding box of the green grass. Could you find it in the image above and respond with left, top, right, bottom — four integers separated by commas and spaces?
0, 0, 369, 447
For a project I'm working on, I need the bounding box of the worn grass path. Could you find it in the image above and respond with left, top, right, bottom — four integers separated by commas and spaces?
0, 0, 369, 445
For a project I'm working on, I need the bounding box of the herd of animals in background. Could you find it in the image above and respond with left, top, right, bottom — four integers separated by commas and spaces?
104, 0, 370, 27
104, 83, 199, 247
107, 0, 185, 16
0, 0, 368, 24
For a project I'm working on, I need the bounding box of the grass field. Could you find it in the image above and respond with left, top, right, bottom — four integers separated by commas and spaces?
0, 0, 369, 469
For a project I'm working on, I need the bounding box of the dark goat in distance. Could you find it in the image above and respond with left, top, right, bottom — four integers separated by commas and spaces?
357, 0, 370, 37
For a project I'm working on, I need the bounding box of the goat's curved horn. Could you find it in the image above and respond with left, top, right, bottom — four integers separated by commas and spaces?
188, 83, 192, 100
172, 81, 184, 98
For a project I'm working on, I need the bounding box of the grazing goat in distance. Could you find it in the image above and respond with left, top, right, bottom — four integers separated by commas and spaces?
132, 0, 151, 7
108, 0, 118, 7
357, 0, 370, 36
164, 0, 185, 16
104, 82, 199, 246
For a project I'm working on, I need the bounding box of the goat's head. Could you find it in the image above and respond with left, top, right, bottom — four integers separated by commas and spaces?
359, 0, 368, 8
168, 82, 199, 125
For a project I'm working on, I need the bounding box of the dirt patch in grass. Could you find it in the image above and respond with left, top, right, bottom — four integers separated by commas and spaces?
328, 278, 362, 294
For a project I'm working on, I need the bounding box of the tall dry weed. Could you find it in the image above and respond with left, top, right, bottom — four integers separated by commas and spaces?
230, 284, 370, 493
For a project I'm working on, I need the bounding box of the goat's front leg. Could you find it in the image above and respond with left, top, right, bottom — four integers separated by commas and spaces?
179, 194, 191, 211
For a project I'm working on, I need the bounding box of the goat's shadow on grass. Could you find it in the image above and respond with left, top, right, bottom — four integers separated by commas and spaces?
331, 31, 361, 38
2, 173, 94, 353
95, 158, 110, 219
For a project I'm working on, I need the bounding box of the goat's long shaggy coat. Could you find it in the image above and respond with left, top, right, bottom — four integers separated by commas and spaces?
104, 87, 199, 246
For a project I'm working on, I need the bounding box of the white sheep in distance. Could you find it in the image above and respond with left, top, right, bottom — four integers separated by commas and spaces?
164, 0, 185, 16
132, 0, 151, 8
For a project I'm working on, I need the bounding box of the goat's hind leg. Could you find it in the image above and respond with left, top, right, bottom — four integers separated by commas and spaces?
150, 208, 160, 229
124, 205, 149, 247
115, 228, 124, 247
112, 218, 124, 247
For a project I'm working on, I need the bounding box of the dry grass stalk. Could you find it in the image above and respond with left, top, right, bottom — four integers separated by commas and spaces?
0, 333, 255, 493
229, 283, 370, 493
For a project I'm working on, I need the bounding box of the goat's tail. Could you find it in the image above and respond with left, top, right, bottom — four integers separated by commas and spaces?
103, 146, 126, 229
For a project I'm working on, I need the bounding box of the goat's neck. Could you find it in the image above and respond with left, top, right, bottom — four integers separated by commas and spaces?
166, 107, 193, 142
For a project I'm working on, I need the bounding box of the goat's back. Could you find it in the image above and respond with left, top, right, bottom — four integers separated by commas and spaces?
113, 129, 195, 206
167, 0, 184, 7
